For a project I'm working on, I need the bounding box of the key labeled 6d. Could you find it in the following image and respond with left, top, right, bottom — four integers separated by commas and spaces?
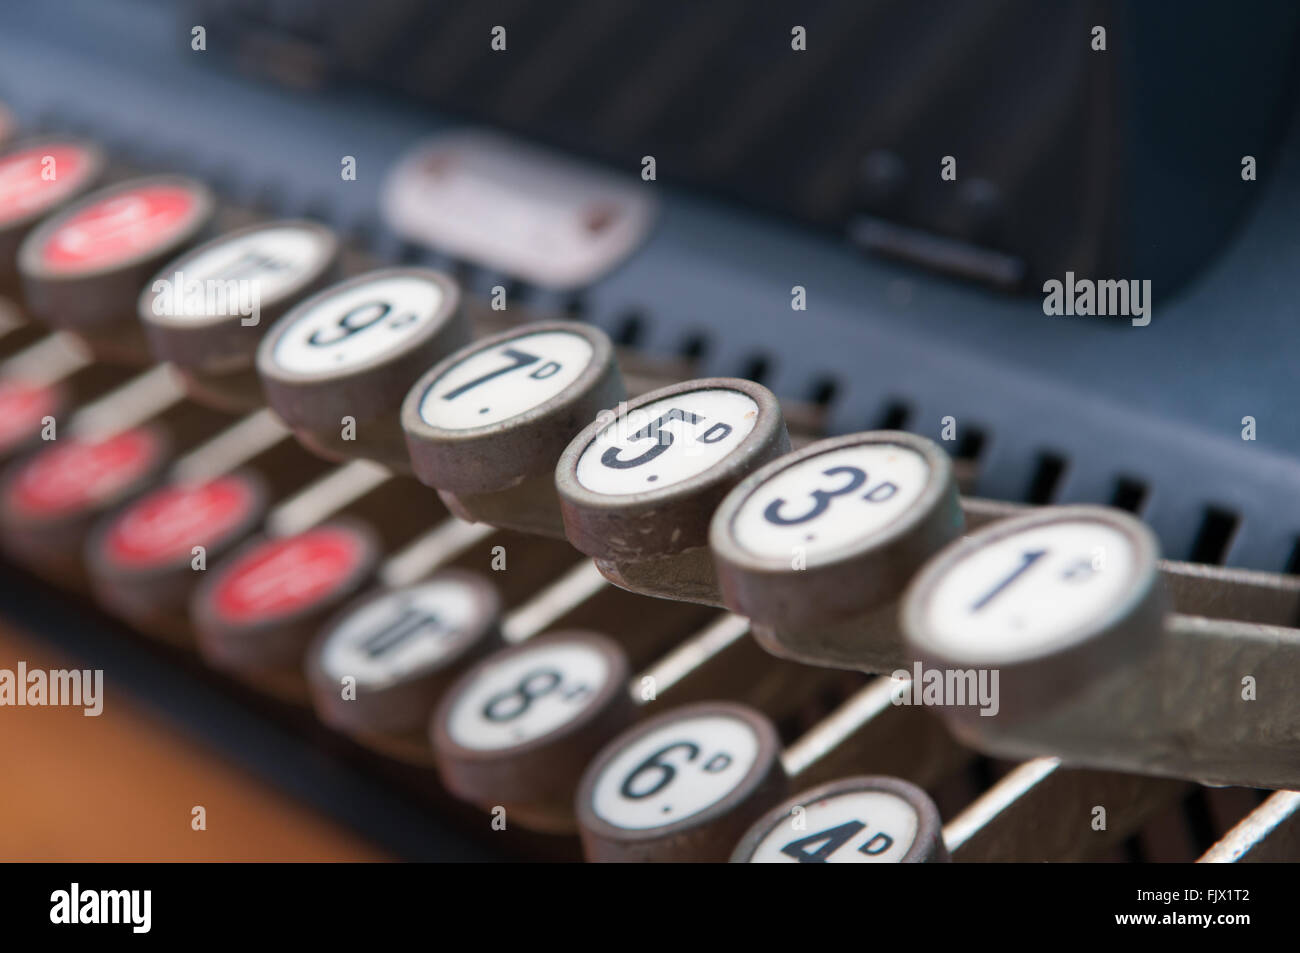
711, 431, 962, 671
575, 701, 786, 861
556, 378, 789, 604
403, 322, 624, 537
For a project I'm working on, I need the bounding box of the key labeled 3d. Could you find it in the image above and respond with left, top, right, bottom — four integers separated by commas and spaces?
711, 431, 962, 671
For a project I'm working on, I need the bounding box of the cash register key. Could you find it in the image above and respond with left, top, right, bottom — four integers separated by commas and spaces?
574, 701, 786, 862
0, 377, 65, 460
901, 504, 1167, 730
730, 775, 950, 863
304, 570, 502, 763
402, 321, 625, 538
555, 378, 790, 605
0, 425, 170, 583
710, 431, 962, 672
430, 631, 635, 833
139, 220, 341, 412
191, 519, 381, 703
0, 138, 106, 298
84, 470, 269, 646
256, 267, 470, 471
17, 176, 215, 363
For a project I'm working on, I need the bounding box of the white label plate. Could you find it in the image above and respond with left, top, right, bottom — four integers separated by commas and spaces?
921, 520, 1136, 663
272, 275, 444, 375
730, 443, 930, 560
446, 640, 610, 751
576, 389, 759, 496
590, 714, 759, 830
318, 579, 483, 686
748, 789, 920, 863
420, 330, 594, 429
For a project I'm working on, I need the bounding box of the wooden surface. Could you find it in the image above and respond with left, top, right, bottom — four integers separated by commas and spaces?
0, 622, 389, 861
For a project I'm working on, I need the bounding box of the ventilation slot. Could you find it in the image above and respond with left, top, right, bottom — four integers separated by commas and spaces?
875, 399, 911, 430
1187, 506, 1239, 565
1024, 451, 1066, 504
1106, 475, 1147, 513
562, 293, 586, 319
613, 310, 644, 347
677, 332, 710, 362
954, 425, 987, 462
739, 354, 770, 384
807, 376, 839, 407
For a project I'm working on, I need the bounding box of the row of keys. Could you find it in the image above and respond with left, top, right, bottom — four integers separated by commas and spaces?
0, 127, 1289, 859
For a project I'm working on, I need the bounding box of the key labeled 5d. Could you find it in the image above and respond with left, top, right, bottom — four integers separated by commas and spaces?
556, 378, 789, 604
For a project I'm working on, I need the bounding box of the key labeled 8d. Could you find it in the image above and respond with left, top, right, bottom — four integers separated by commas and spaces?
575, 701, 786, 861
711, 431, 962, 671
556, 378, 789, 604
432, 631, 635, 833
730, 776, 949, 863
403, 322, 624, 537
257, 268, 469, 469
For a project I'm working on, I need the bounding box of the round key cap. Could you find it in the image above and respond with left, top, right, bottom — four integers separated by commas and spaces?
901, 504, 1166, 728
305, 570, 502, 763
140, 220, 341, 412
0, 425, 170, 583
431, 631, 635, 833
0, 138, 106, 297
85, 471, 269, 645
556, 378, 790, 604
192, 519, 380, 702
575, 701, 786, 861
18, 175, 215, 363
402, 321, 624, 537
711, 431, 962, 671
0, 377, 64, 460
730, 775, 949, 863
257, 267, 469, 469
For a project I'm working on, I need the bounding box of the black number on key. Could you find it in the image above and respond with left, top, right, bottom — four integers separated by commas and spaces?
600, 408, 702, 469
308, 300, 404, 347
481, 667, 567, 722
762, 466, 900, 527
780, 821, 895, 863
360, 606, 445, 657
970, 548, 1048, 612
619, 741, 700, 799
441, 347, 544, 400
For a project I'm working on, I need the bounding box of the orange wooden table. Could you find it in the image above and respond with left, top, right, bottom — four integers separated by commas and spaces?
0, 622, 389, 861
